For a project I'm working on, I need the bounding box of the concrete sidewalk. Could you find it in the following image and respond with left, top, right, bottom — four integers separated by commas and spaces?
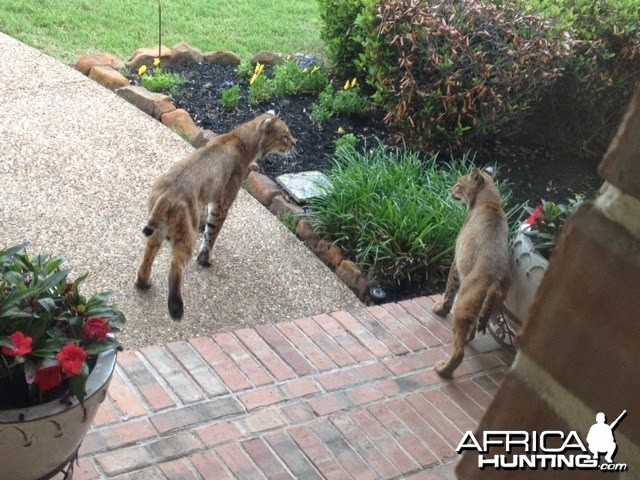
0, 33, 361, 349
58, 295, 511, 479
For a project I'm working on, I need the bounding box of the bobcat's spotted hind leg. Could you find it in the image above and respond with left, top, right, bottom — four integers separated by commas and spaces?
197, 203, 228, 267
433, 263, 460, 316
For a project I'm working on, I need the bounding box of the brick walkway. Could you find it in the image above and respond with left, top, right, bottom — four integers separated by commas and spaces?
60, 295, 512, 479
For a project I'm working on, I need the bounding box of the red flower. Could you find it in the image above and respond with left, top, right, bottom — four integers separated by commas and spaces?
34, 364, 63, 391
83, 318, 111, 342
56, 344, 87, 377
2, 331, 33, 358
526, 205, 544, 227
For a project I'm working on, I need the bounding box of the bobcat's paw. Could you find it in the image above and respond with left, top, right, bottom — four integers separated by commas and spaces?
435, 360, 453, 379
196, 251, 212, 267
168, 296, 184, 321
477, 321, 488, 335
134, 277, 151, 290
432, 301, 450, 317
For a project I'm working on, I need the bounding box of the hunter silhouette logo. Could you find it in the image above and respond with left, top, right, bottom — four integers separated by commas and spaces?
457, 410, 629, 472
587, 410, 626, 464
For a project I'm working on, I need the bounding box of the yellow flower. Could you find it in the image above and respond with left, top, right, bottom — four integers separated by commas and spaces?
254, 63, 264, 75
303, 68, 309, 73
311, 66, 320, 74
250, 73, 258, 86
350, 78, 358, 89
343, 79, 350, 90
337, 127, 346, 135
153, 57, 161, 68
138, 65, 147, 76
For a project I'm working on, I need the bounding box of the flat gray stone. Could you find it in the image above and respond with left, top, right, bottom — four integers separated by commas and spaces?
276, 171, 333, 204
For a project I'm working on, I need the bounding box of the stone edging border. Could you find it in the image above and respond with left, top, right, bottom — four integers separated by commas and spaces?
75, 42, 371, 303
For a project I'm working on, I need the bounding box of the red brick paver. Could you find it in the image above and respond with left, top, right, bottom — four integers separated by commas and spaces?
69, 297, 511, 479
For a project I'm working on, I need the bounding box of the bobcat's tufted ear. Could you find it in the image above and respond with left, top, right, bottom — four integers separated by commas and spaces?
260, 117, 273, 131
470, 168, 485, 185
482, 164, 495, 177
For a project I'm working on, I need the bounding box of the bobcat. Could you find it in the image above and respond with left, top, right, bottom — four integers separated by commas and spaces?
135, 111, 296, 320
433, 166, 511, 378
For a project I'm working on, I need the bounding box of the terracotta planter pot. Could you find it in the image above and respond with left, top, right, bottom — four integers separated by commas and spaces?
0, 349, 117, 480
489, 226, 549, 349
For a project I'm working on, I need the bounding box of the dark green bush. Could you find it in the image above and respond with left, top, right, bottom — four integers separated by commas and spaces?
361, 0, 571, 152
316, 0, 380, 78
507, 0, 640, 158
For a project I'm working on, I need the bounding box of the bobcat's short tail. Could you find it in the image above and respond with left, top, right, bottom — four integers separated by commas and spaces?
142, 224, 157, 237
142, 194, 168, 237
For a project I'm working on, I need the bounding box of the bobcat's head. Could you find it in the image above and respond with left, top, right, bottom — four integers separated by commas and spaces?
451, 166, 497, 208
259, 111, 297, 157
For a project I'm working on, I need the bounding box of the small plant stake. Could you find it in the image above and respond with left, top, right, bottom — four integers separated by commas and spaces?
158, 1, 162, 61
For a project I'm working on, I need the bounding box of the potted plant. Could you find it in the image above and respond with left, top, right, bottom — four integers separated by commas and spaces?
489, 196, 583, 349
0, 244, 125, 480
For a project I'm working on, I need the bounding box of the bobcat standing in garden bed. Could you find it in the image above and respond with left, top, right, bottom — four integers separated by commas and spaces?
135, 111, 296, 320
433, 166, 510, 378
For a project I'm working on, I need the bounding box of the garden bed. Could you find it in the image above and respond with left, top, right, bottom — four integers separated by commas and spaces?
166, 62, 602, 206
150, 61, 603, 301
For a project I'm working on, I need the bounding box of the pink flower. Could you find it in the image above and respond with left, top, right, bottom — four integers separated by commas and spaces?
526, 205, 544, 227
56, 344, 87, 377
34, 365, 63, 391
2, 331, 33, 358
83, 318, 111, 342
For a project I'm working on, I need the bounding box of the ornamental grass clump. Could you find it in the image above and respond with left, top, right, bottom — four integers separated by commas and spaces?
0, 245, 125, 408
308, 143, 472, 284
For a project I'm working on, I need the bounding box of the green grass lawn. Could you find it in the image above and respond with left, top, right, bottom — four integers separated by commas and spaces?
0, 0, 323, 64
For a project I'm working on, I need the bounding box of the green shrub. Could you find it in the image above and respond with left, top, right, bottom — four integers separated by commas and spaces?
245, 60, 329, 105
141, 68, 186, 96
334, 132, 359, 150
220, 84, 241, 110
248, 69, 275, 106
316, 0, 380, 77
359, 0, 571, 152
310, 83, 371, 123
271, 61, 329, 96
236, 60, 255, 80
308, 142, 473, 284
505, 0, 640, 158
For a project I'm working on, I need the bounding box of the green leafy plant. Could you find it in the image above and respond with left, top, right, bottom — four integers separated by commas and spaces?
236, 60, 255, 80
219, 84, 241, 110
310, 82, 371, 123
139, 60, 186, 96
272, 60, 329, 96
521, 196, 584, 259
248, 62, 275, 105
317, 0, 381, 77
0, 245, 125, 408
334, 132, 359, 150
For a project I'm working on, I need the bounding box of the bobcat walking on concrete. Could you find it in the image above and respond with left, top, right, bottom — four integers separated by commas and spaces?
135, 112, 296, 320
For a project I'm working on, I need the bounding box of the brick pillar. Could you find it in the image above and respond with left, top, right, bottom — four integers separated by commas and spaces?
456, 87, 640, 479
